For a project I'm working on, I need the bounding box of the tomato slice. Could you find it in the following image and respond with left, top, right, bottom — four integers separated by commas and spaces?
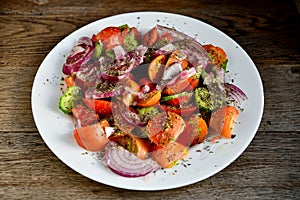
110, 134, 151, 160
74, 129, 86, 149
129, 27, 140, 41
162, 77, 192, 95
148, 54, 166, 83
209, 106, 239, 139
158, 32, 172, 43
83, 98, 112, 117
191, 116, 208, 145
162, 104, 197, 117
165, 50, 188, 70
74, 122, 109, 152
92, 26, 121, 42
175, 122, 193, 147
185, 76, 200, 92
92, 27, 122, 50
64, 75, 76, 87
203, 44, 227, 67
72, 105, 99, 127
137, 90, 161, 107
141, 26, 159, 47
151, 142, 188, 168
147, 112, 185, 146
176, 115, 208, 147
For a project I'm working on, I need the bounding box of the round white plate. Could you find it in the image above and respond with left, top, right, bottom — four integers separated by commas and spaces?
31, 12, 264, 190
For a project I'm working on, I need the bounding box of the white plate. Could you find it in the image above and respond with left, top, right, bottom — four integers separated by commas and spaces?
31, 12, 264, 190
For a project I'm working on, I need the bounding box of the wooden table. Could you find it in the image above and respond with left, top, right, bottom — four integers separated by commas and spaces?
1, 0, 299, 199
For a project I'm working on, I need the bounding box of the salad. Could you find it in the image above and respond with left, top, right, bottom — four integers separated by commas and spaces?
59, 24, 247, 178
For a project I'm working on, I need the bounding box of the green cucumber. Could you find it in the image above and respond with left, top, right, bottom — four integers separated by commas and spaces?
161, 92, 191, 102
93, 42, 103, 58
119, 24, 129, 31
59, 86, 83, 114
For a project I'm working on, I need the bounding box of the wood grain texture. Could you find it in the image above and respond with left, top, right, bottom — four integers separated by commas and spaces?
0, 0, 299, 199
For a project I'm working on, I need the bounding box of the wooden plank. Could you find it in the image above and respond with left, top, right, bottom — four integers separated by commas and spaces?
0, 0, 299, 199
0, 131, 298, 199
0, 0, 296, 15
1, 2, 300, 65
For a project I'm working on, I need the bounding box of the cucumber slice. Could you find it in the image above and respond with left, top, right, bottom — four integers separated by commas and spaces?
119, 24, 129, 31
93, 42, 103, 58
59, 86, 83, 114
161, 91, 190, 102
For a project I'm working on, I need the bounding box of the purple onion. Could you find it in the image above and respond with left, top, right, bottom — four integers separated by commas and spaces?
105, 142, 159, 178
225, 83, 248, 103
84, 87, 123, 99
62, 37, 95, 75
179, 67, 196, 80
77, 36, 94, 47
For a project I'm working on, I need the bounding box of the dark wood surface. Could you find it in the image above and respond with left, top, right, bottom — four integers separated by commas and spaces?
1, 0, 299, 199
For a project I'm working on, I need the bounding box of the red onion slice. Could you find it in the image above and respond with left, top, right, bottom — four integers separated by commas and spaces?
105, 142, 160, 178
78, 36, 94, 47
84, 87, 123, 99
62, 37, 95, 75
179, 67, 196, 80
165, 67, 197, 86
70, 45, 86, 55
225, 83, 248, 105
162, 62, 182, 81
113, 45, 126, 60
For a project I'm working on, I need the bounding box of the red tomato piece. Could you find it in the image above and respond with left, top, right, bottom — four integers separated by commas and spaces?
72, 105, 99, 127
137, 90, 161, 107
83, 98, 112, 117
176, 114, 208, 147
119, 26, 130, 45
147, 112, 185, 147
159, 32, 172, 43
162, 78, 191, 95
203, 44, 227, 66
209, 106, 239, 139
64, 75, 76, 87
92, 27, 122, 50
175, 122, 193, 147
74, 122, 109, 152
185, 76, 200, 92
74, 129, 86, 149
142, 26, 159, 47
92, 27, 121, 42
162, 104, 197, 117
129, 27, 140, 41
110, 134, 151, 160
151, 142, 188, 168
148, 54, 166, 83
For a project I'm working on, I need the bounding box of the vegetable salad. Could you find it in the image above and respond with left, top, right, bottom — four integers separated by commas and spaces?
59, 24, 247, 178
